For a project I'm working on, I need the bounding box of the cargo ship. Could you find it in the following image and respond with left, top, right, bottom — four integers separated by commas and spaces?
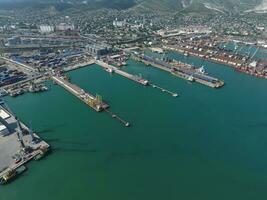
132, 53, 224, 88
0, 165, 27, 185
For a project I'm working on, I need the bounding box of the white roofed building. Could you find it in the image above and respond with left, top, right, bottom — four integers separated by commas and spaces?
0, 123, 9, 136
39, 25, 55, 34
0, 109, 10, 120
56, 23, 75, 31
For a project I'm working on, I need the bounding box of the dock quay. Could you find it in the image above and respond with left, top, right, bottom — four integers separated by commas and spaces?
0, 103, 50, 184
163, 45, 243, 68
52, 75, 130, 127
0, 56, 36, 72
52, 75, 109, 112
96, 60, 178, 97
131, 54, 224, 89
163, 45, 267, 80
63, 60, 95, 72
95, 60, 149, 86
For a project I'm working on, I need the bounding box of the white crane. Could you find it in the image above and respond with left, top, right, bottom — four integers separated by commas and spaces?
0, 99, 26, 149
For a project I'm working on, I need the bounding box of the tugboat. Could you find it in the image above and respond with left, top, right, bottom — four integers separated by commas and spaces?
187, 75, 194, 82
16, 89, 24, 96
105, 68, 114, 73
0, 89, 7, 97
121, 61, 127, 66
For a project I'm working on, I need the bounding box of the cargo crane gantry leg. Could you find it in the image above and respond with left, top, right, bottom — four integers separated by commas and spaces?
0, 99, 27, 149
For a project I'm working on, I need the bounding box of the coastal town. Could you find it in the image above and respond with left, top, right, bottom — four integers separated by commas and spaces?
0, 0, 267, 187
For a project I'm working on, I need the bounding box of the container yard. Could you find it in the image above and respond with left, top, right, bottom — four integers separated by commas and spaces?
0, 65, 28, 87
5, 49, 87, 71
0, 57, 46, 97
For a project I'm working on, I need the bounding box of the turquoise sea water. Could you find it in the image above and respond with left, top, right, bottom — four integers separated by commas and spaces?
1, 52, 267, 200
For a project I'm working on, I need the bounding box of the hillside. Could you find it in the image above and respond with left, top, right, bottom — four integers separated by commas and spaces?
0, 0, 264, 14
133, 0, 263, 14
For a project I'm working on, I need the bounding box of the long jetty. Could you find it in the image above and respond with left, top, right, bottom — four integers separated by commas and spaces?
63, 60, 95, 72
52, 75, 109, 112
52, 75, 130, 127
164, 45, 267, 79
131, 54, 224, 89
95, 60, 178, 97
163, 45, 243, 67
95, 60, 149, 86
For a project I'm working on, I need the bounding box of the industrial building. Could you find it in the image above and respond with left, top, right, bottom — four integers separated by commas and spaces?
113, 18, 126, 27
6, 36, 22, 46
0, 123, 9, 136
86, 44, 110, 59
0, 108, 10, 136
39, 25, 55, 34
56, 23, 75, 31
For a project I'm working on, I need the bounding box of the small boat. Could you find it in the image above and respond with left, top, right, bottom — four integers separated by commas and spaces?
197, 66, 206, 74
0, 90, 7, 97
121, 62, 127, 66
105, 68, 113, 73
187, 75, 194, 82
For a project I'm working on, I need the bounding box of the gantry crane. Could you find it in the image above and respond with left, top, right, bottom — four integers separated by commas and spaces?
0, 99, 26, 149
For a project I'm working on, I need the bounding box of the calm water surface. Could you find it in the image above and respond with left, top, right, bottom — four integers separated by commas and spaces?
1, 52, 267, 200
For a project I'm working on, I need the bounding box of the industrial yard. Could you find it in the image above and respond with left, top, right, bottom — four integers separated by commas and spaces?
0, 0, 267, 199
0, 102, 49, 185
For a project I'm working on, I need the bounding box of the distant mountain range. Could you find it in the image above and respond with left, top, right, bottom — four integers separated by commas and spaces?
133, 0, 265, 13
0, 0, 266, 14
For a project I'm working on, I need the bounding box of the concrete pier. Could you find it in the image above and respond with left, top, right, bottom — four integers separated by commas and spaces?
132, 54, 224, 89
0, 105, 50, 184
96, 60, 179, 97
95, 60, 149, 86
52, 75, 130, 127
63, 60, 95, 72
52, 75, 109, 112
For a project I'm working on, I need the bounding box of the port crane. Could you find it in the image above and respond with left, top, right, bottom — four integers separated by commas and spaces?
250, 46, 259, 60
0, 99, 26, 149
